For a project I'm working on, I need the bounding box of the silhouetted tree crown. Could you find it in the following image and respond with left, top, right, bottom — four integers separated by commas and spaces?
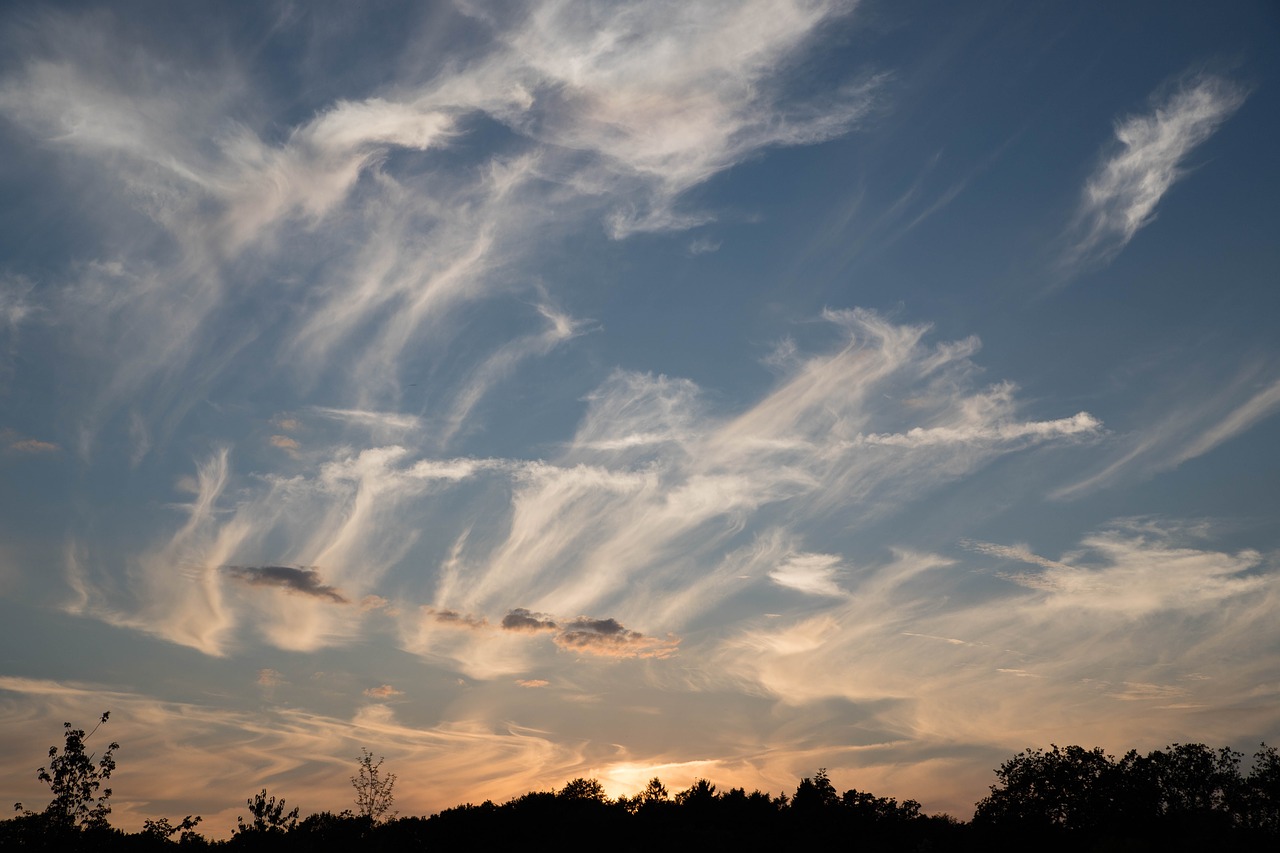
14, 711, 119, 834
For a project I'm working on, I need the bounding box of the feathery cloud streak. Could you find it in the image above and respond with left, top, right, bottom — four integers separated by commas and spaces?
1063, 73, 1246, 271
63, 310, 1100, 675
1053, 370, 1280, 499
0, 0, 876, 448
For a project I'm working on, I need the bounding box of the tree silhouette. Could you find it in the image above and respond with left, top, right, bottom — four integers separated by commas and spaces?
559, 777, 607, 802
791, 768, 838, 814
1244, 744, 1280, 833
24, 711, 119, 833
235, 789, 299, 836
141, 814, 202, 843
351, 748, 397, 823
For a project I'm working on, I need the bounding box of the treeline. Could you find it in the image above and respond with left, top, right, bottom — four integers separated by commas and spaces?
3, 712, 1280, 850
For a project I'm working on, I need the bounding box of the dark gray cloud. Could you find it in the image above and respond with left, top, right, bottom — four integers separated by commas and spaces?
502, 608, 678, 656
561, 616, 627, 636
555, 615, 680, 659
431, 608, 489, 629
501, 608, 558, 632
224, 566, 348, 603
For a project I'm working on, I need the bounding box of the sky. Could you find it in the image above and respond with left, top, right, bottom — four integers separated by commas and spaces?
1, 0, 1279, 836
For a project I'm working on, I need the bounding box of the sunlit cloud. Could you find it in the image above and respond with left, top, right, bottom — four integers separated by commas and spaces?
65, 447, 239, 656
1062, 72, 1246, 271
269, 434, 300, 451
362, 684, 403, 699
6, 437, 59, 453
768, 552, 846, 597
716, 520, 1280, 762
51, 308, 1103, 679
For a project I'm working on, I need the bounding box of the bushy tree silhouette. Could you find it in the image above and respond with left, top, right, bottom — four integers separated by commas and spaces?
559, 777, 607, 801
234, 789, 299, 836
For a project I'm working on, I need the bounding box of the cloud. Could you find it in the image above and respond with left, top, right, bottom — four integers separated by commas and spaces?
768, 552, 845, 597
1063, 72, 1246, 271
225, 565, 349, 604
517, 679, 550, 688
495, 0, 878, 237
310, 407, 422, 433
63, 447, 239, 655
269, 435, 300, 451
436, 301, 589, 447
1167, 377, 1280, 467
715, 520, 1280, 765
1052, 370, 1280, 499
6, 438, 59, 453
0, 0, 883, 456
554, 615, 681, 659
960, 539, 1076, 572
994, 526, 1266, 616
688, 237, 721, 255
47, 307, 1101, 678
500, 607, 678, 658
363, 684, 403, 699
256, 668, 285, 688
429, 608, 490, 629
501, 608, 559, 632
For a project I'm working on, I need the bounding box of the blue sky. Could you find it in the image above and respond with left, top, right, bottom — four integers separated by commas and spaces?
2, 0, 1278, 835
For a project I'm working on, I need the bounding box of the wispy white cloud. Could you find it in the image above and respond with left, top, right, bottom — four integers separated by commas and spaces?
1053, 370, 1280, 499
65, 447, 240, 655
60, 309, 1099, 675
437, 301, 589, 447
0, 275, 36, 339
309, 407, 422, 433
0, 1, 882, 452
1168, 377, 1280, 467
687, 236, 721, 255
1063, 72, 1246, 271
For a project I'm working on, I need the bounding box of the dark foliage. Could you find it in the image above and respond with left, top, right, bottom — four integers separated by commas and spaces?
4, 715, 1280, 851
972, 742, 1280, 850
